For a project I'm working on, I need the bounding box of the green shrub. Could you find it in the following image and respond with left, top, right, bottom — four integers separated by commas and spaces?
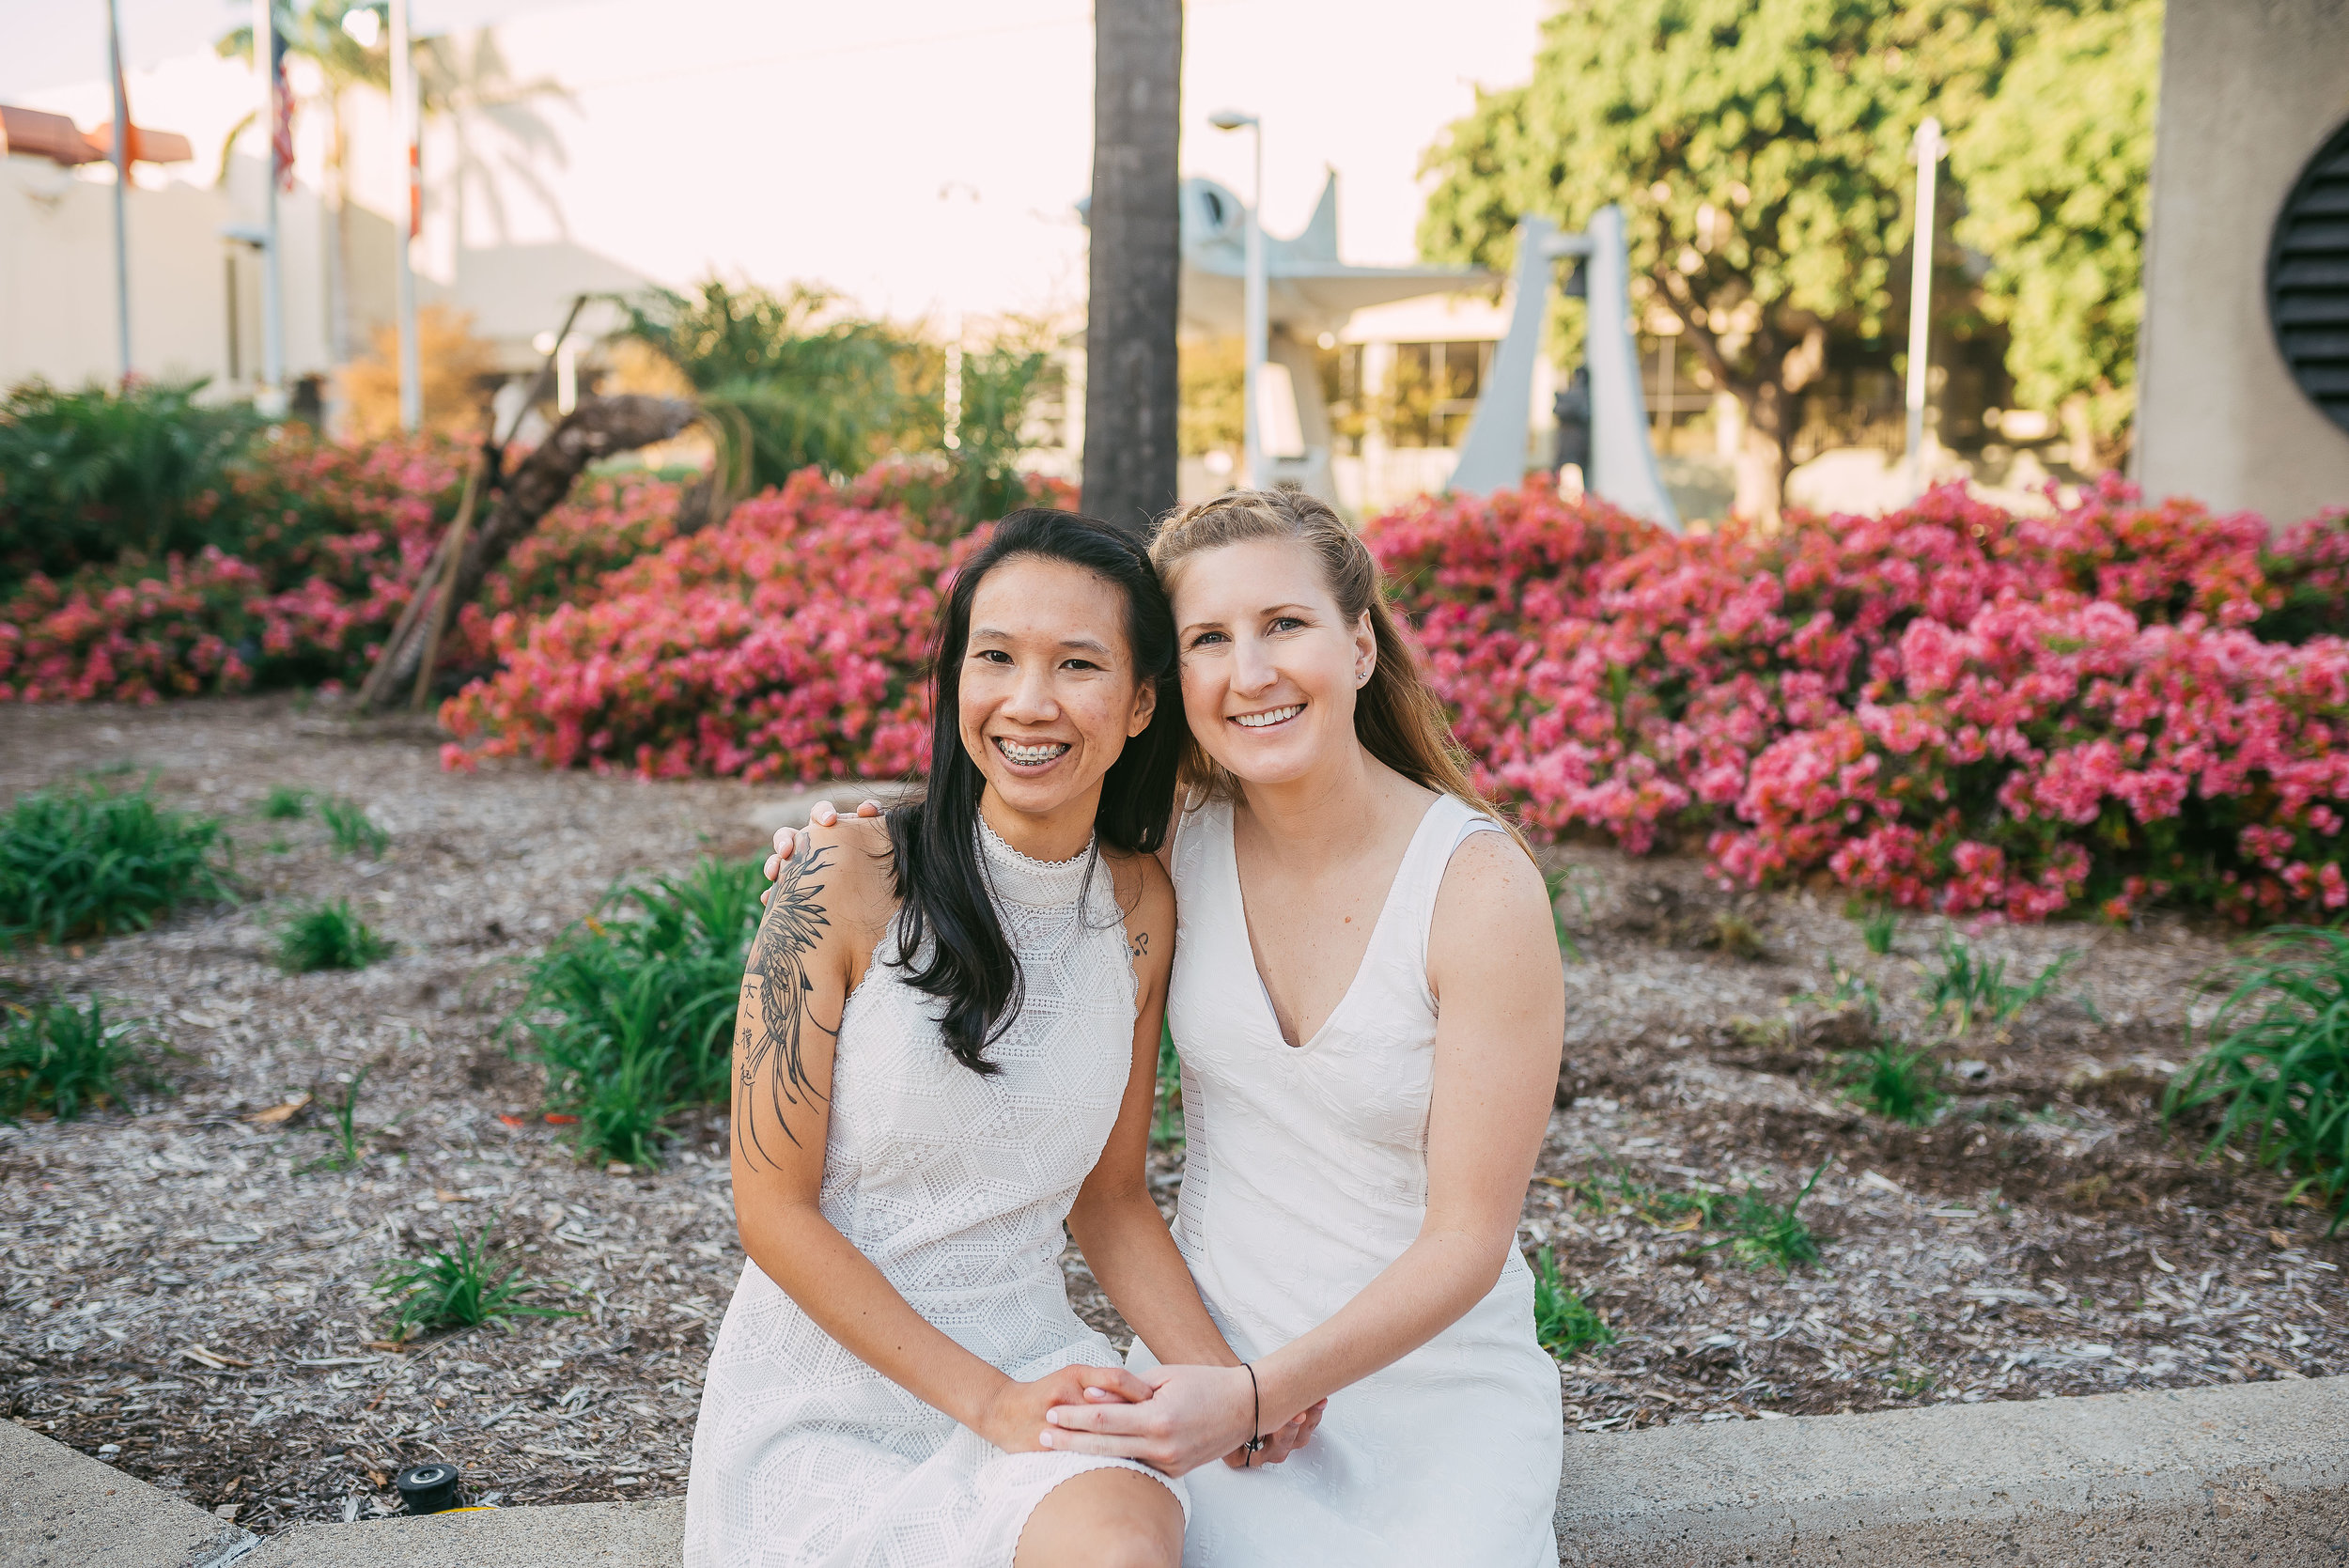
319, 796, 389, 858
2166, 925, 2349, 1233
276, 899, 393, 972
374, 1216, 574, 1336
261, 785, 310, 820
0, 781, 231, 944
0, 997, 150, 1120
0, 378, 266, 585
1530, 1247, 1613, 1358
515, 856, 764, 1166
1838, 1040, 1946, 1126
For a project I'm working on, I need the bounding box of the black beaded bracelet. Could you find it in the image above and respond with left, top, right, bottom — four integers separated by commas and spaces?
1241, 1361, 1266, 1466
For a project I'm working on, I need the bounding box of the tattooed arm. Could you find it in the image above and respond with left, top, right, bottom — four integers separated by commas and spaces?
729, 817, 1153, 1451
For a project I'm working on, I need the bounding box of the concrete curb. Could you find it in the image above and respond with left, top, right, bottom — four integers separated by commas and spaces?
241, 1498, 682, 1566
1552, 1376, 2349, 1566
1, 1418, 255, 1568
12, 1377, 2345, 1565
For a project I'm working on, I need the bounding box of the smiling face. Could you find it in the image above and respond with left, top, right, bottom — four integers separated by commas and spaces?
1169, 536, 1375, 788
957, 554, 1158, 835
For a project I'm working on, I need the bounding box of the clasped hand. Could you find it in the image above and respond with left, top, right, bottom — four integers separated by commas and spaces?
986, 1364, 1324, 1478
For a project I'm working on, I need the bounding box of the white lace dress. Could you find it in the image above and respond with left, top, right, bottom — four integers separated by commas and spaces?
1137, 794, 1563, 1566
683, 823, 1186, 1568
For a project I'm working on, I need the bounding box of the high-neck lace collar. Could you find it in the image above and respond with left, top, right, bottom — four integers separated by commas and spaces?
977, 814, 1096, 908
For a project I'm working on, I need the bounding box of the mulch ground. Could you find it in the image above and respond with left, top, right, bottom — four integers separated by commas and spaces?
2, 697, 2340, 1533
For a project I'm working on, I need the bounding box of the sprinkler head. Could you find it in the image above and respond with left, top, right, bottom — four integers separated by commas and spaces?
395, 1462, 462, 1514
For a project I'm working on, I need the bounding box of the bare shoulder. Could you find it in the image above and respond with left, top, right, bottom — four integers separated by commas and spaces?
781, 815, 896, 953
1106, 846, 1175, 977
1430, 830, 1553, 955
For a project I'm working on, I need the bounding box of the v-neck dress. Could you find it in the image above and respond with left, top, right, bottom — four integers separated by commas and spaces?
1136, 793, 1563, 1566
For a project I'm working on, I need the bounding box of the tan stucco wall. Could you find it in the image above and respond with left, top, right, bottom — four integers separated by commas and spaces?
2133, 0, 2349, 524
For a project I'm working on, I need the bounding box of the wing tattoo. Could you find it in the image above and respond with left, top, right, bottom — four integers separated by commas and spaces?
736, 845, 839, 1167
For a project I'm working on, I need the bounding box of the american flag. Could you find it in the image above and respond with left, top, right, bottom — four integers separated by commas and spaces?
270, 24, 295, 191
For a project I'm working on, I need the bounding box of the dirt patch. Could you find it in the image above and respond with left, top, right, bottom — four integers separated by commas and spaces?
1, 699, 2341, 1530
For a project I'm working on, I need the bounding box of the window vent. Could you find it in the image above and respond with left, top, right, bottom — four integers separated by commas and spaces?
2271, 119, 2349, 435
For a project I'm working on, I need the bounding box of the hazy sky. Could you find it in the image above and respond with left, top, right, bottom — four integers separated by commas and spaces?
9, 1, 1546, 322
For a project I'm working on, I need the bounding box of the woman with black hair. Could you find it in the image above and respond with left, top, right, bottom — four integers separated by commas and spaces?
684, 511, 1311, 1568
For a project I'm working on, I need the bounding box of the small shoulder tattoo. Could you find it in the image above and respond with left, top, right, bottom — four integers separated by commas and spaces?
736, 845, 839, 1167
1128, 929, 1151, 959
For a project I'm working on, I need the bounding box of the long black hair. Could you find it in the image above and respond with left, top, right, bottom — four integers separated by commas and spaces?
885, 508, 1183, 1074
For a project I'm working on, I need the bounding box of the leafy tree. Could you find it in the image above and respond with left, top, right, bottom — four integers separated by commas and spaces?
1419, 0, 2132, 516
1951, 0, 2158, 471
613, 280, 909, 492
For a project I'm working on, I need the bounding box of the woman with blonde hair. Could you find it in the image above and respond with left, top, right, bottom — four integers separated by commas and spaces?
773, 488, 1564, 1563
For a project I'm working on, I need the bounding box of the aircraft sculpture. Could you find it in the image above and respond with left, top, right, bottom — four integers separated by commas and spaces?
1176, 175, 1678, 528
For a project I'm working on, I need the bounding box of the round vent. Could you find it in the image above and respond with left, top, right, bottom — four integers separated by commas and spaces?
2270, 118, 2349, 435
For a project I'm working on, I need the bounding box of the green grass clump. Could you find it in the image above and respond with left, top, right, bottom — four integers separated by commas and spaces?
319, 796, 389, 858
373, 1217, 574, 1336
1839, 1040, 1946, 1126
1153, 1019, 1184, 1147
515, 856, 764, 1167
1564, 1164, 1724, 1229
1531, 1246, 1614, 1359
260, 786, 310, 821
2166, 925, 2349, 1234
276, 899, 394, 972
299, 1068, 370, 1172
0, 781, 230, 944
0, 998, 150, 1121
1859, 903, 1900, 955
1709, 1161, 1828, 1272
1543, 867, 1585, 961
1921, 937, 2075, 1035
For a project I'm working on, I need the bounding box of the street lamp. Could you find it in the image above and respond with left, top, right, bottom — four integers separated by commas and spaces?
1904, 116, 1947, 498
1208, 108, 1264, 489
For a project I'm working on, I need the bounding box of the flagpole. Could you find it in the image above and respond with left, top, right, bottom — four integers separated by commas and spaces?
105, 0, 132, 383
390, 0, 421, 433
254, 0, 286, 416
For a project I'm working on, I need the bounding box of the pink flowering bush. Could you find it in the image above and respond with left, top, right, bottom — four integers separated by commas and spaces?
438, 464, 1073, 779
1368, 476, 2349, 924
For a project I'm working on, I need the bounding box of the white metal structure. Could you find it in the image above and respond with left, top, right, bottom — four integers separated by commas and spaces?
1905, 116, 1947, 497
105, 0, 132, 382
1446, 208, 1679, 529
391, 0, 422, 433
253, 0, 286, 414
1207, 109, 1266, 487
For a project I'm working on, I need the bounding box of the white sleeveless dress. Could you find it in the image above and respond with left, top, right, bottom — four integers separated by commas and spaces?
1138, 794, 1563, 1567
684, 823, 1186, 1568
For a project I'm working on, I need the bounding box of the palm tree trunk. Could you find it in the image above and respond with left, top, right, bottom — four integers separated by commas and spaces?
1079, 0, 1182, 535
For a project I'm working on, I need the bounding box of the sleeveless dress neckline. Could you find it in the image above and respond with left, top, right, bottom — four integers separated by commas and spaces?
1231, 796, 1444, 1053
976, 814, 1097, 907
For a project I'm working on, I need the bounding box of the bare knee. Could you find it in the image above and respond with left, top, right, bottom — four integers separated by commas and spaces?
1015, 1469, 1181, 1568
1089, 1512, 1180, 1568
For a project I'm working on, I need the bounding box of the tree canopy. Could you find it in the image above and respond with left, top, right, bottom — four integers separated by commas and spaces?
1950, 3, 2158, 465
1418, 0, 2157, 511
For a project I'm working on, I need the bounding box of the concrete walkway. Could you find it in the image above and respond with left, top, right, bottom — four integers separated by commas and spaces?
9, 1376, 2346, 1567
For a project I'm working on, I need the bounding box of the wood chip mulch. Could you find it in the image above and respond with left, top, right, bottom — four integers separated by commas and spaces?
2, 697, 2340, 1534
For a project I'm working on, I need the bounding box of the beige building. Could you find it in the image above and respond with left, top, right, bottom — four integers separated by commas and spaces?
2133, 0, 2349, 524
